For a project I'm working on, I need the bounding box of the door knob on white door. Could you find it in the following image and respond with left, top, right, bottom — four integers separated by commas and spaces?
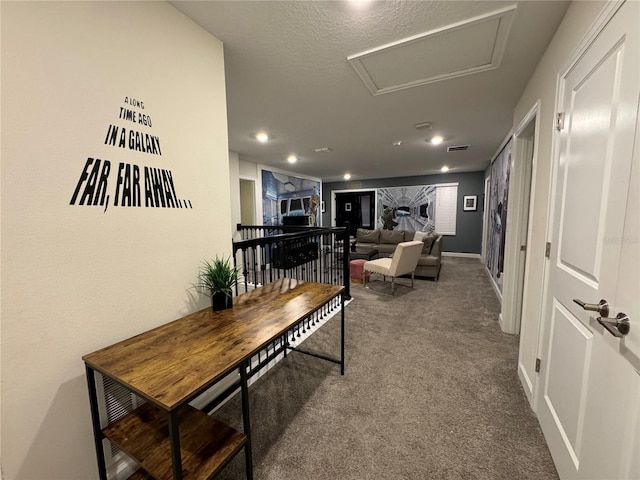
573, 298, 630, 337
597, 312, 630, 337
573, 298, 609, 317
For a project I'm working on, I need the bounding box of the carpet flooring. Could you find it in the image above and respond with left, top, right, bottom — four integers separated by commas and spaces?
213, 257, 559, 480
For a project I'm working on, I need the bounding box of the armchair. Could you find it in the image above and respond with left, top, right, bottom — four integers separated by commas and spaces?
363, 241, 424, 294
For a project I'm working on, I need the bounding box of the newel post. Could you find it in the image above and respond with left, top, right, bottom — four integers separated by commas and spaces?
342, 222, 351, 300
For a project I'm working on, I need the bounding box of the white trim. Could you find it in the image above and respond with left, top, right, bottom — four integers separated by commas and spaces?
501, 100, 540, 335
442, 252, 481, 259
518, 360, 535, 406
512, 99, 544, 411
515, 99, 540, 134
563, 1, 624, 80
490, 130, 515, 165
111, 453, 142, 480
484, 265, 503, 302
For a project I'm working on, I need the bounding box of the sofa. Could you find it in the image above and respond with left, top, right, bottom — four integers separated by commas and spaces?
354, 228, 443, 280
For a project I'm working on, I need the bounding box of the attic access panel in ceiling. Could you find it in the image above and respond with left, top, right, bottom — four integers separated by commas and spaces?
347, 5, 516, 96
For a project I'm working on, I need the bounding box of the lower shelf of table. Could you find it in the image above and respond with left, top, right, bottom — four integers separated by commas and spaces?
103, 402, 246, 480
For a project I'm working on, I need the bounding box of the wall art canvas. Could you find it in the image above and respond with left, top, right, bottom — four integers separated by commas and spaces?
261, 169, 321, 226
376, 185, 436, 231
486, 138, 513, 293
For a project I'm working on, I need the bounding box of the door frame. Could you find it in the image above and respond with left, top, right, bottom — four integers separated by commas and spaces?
500, 102, 539, 336
330, 188, 377, 227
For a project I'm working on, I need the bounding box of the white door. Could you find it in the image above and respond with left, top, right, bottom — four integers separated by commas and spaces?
537, 2, 640, 479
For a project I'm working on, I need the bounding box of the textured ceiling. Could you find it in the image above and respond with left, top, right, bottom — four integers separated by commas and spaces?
170, 1, 570, 182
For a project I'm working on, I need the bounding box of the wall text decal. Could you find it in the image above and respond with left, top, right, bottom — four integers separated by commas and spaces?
69, 96, 193, 212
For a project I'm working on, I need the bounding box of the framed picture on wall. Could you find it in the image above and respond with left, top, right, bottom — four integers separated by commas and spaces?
345, 203, 352, 212
463, 195, 477, 211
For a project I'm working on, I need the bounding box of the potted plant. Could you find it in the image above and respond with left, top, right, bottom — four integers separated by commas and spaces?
197, 256, 239, 311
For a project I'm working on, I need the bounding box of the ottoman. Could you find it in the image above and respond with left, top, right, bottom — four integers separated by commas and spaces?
349, 248, 379, 261
349, 259, 370, 284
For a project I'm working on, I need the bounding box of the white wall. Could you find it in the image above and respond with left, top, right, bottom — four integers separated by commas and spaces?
0, 3, 230, 479
511, 1, 608, 406
239, 158, 259, 180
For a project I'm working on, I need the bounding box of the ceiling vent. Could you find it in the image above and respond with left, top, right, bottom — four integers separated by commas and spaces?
414, 121, 432, 130
447, 145, 470, 152
347, 5, 516, 96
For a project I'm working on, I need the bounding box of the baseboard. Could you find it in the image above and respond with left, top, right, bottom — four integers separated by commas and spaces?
518, 361, 535, 410
483, 265, 503, 302
442, 252, 481, 259
110, 452, 140, 480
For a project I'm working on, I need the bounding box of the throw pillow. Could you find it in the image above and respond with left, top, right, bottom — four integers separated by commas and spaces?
414, 231, 435, 254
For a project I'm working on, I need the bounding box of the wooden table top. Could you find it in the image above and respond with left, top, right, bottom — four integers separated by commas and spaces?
83, 279, 344, 411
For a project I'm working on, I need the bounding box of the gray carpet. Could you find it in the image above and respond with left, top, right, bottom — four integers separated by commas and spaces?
213, 257, 559, 480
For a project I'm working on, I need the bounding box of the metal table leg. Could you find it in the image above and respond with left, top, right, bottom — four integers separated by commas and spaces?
168, 409, 183, 479
240, 362, 254, 480
85, 365, 108, 480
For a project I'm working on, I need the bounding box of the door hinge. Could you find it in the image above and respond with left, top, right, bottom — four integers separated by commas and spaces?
535, 358, 541, 373
520, 245, 526, 252
545, 242, 551, 258
555, 112, 565, 132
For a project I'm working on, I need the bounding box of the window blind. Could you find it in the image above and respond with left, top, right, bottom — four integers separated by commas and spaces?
435, 185, 458, 235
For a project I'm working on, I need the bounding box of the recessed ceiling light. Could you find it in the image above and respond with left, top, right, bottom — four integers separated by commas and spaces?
392, 140, 402, 146
344, 173, 352, 180
255, 132, 269, 142
348, 0, 372, 8
287, 155, 297, 164
441, 166, 449, 172
431, 136, 444, 145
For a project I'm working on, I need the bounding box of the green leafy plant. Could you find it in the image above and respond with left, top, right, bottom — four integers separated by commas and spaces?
196, 256, 239, 299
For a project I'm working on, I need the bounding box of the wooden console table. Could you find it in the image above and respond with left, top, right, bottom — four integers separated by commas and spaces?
83, 278, 345, 480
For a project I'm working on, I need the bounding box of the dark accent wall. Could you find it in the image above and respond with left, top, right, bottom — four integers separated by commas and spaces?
322, 172, 485, 254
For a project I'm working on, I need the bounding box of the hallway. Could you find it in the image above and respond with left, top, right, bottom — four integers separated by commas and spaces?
213, 257, 557, 479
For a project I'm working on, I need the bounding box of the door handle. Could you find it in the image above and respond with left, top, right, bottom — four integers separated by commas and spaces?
597, 313, 630, 337
573, 298, 609, 317
573, 298, 630, 337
